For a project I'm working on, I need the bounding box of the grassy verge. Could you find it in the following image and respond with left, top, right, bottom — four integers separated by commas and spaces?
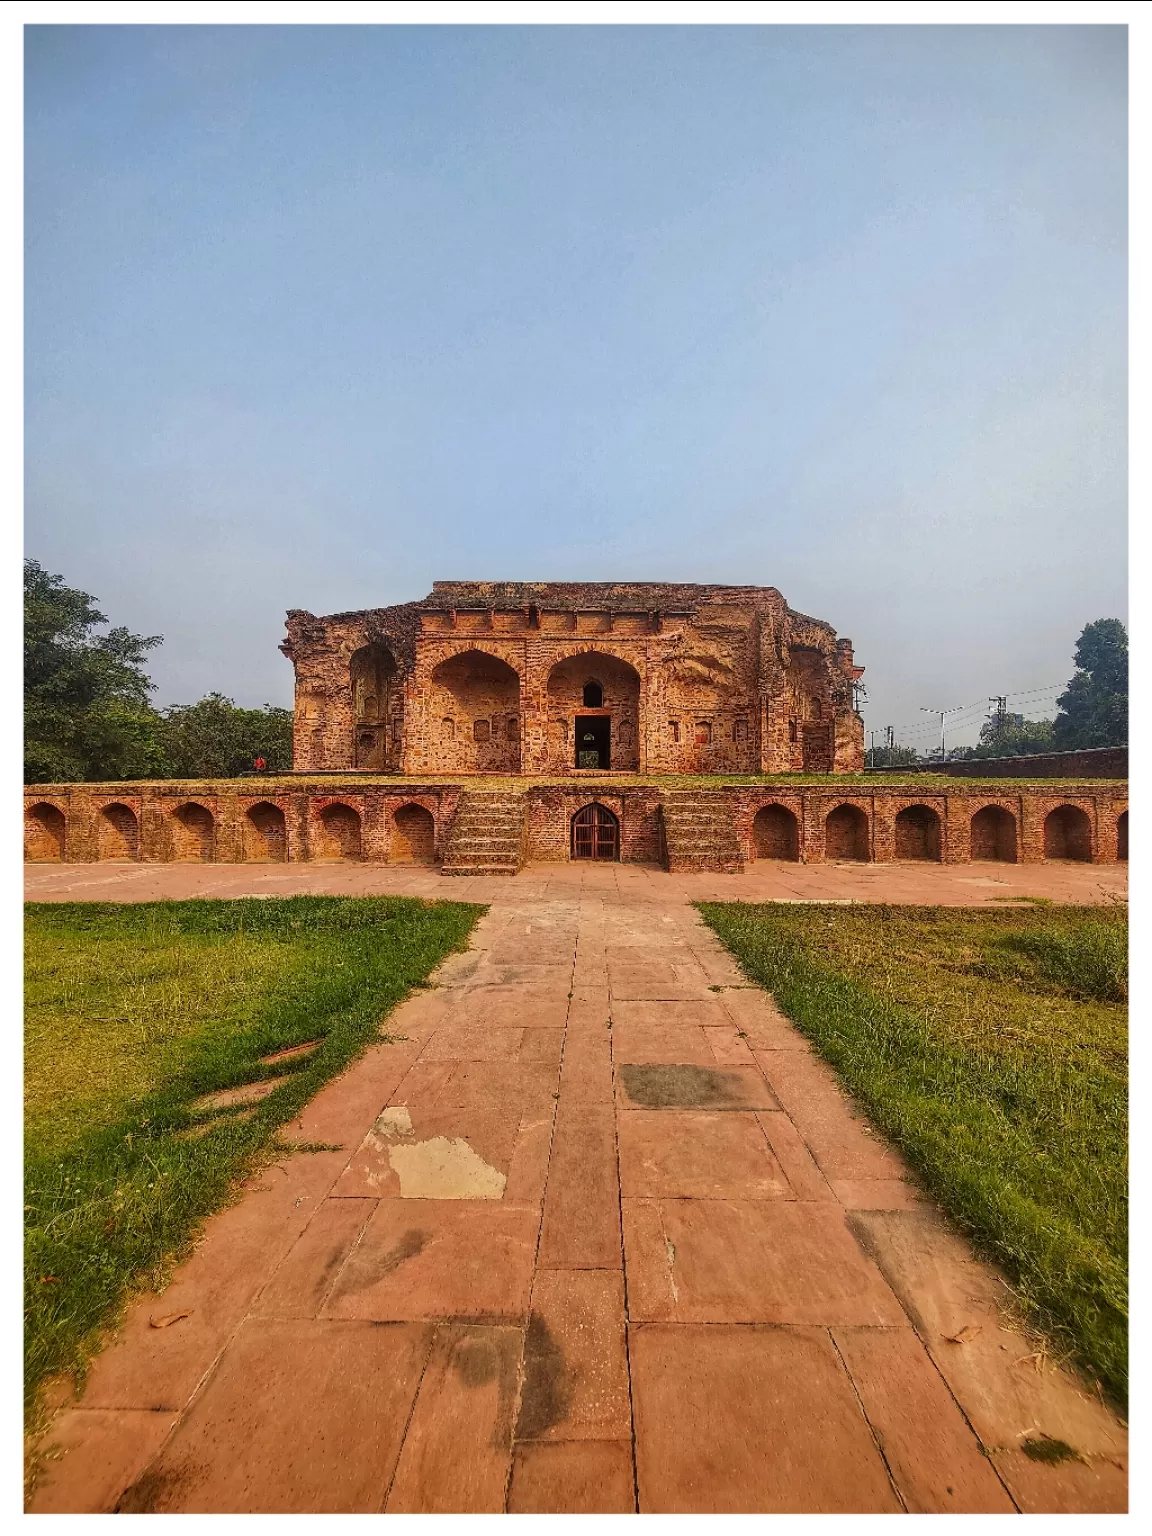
696, 901, 1128, 1405
25, 895, 482, 1417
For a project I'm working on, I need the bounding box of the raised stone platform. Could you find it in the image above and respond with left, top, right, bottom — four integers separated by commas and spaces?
24, 776, 1128, 871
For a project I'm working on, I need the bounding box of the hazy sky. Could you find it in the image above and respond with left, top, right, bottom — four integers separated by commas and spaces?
26, 23, 1127, 751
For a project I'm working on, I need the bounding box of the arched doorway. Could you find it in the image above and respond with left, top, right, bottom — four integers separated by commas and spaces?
98, 804, 139, 861
245, 802, 288, 862
350, 642, 398, 769
429, 651, 521, 773
825, 803, 869, 861
970, 805, 1017, 863
895, 805, 942, 861
393, 803, 436, 863
25, 803, 65, 862
317, 804, 362, 861
571, 804, 619, 860
1117, 810, 1128, 862
172, 803, 215, 862
753, 804, 799, 861
547, 653, 641, 771
1044, 805, 1092, 862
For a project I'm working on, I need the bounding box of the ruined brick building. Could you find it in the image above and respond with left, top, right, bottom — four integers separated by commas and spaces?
280, 581, 866, 776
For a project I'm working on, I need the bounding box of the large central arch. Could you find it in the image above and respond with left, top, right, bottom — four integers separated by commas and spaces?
350, 641, 398, 770
546, 651, 641, 771
428, 649, 521, 773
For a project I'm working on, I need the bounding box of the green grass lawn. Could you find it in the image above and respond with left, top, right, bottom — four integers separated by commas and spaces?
697, 901, 1128, 1406
24, 895, 482, 1418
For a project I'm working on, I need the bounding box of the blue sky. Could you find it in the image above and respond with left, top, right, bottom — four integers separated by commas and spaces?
25, 23, 1127, 750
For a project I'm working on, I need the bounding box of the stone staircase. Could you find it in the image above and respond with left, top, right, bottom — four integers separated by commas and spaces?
440, 791, 527, 876
660, 790, 745, 874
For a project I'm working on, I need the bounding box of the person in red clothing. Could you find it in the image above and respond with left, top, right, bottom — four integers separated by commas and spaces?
252, 755, 267, 773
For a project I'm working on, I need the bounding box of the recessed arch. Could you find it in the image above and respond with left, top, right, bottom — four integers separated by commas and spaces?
428, 650, 521, 773
25, 802, 65, 862
245, 802, 288, 863
1117, 810, 1128, 862
825, 803, 869, 862
571, 803, 619, 861
753, 804, 799, 861
316, 802, 362, 861
171, 802, 215, 862
1044, 805, 1092, 862
98, 803, 139, 861
393, 802, 436, 864
970, 805, 1017, 863
350, 641, 398, 769
894, 804, 942, 862
547, 651, 641, 771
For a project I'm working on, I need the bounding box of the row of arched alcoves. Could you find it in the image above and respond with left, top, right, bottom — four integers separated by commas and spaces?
23, 800, 440, 864
752, 801, 1128, 863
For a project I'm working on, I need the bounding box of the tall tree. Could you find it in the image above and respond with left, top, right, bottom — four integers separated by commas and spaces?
161, 694, 295, 777
969, 713, 1056, 759
24, 560, 167, 783
1053, 619, 1128, 751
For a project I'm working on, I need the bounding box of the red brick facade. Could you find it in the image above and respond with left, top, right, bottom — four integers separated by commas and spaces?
279, 581, 867, 776
24, 780, 1127, 870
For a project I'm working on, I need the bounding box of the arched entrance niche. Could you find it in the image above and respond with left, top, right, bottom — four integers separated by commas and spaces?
171, 802, 215, 862
547, 652, 641, 771
825, 803, 869, 862
25, 803, 66, 862
970, 805, 1017, 863
428, 651, 521, 773
245, 802, 288, 862
393, 803, 436, 863
1117, 810, 1128, 861
1044, 805, 1092, 862
571, 803, 619, 860
316, 803, 362, 861
753, 804, 799, 861
350, 642, 398, 770
98, 803, 139, 861
894, 805, 942, 862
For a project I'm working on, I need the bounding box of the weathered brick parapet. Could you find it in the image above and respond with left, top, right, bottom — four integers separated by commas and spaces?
24, 778, 1127, 871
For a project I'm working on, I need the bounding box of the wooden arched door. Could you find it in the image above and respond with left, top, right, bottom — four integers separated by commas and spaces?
571, 803, 619, 860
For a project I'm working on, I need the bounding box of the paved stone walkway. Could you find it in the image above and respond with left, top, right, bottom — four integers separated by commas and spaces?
28, 862, 1127, 1512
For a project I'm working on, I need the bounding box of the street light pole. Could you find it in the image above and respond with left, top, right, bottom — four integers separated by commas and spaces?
920, 706, 964, 765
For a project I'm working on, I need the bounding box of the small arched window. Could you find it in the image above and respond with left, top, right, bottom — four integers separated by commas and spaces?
473, 719, 491, 743
583, 680, 603, 708
788, 720, 798, 743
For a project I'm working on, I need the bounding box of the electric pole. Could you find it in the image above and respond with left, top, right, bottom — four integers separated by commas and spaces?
989, 695, 1007, 733
920, 705, 965, 765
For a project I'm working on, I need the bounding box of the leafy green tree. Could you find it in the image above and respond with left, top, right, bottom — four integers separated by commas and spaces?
1053, 619, 1128, 750
867, 743, 922, 768
161, 694, 295, 777
969, 713, 1056, 759
24, 560, 167, 782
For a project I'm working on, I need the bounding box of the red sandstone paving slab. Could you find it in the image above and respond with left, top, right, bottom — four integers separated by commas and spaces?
386, 1057, 457, 1108
503, 1111, 555, 1204
608, 973, 718, 1002
611, 1021, 717, 1066
830, 1177, 931, 1210
848, 1209, 1128, 1460
538, 1101, 621, 1270
630, 1323, 901, 1513
517, 1269, 632, 1443
615, 1062, 780, 1112
253, 1197, 377, 1319
114, 1318, 432, 1513
464, 960, 574, 989
558, 1028, 614, 1102
283, 1040, 424, 1145
385, 1322, 523, 1513
432, 1058, 560, 1110
507, 1441, 637, 1513
719, 986, 811, 1047
82, 1151, 349, 1411
611, 997, 734, 1030
29, 1409, 178, 1514
622, 1198, 906, 1325
617, 1110, 791, 1200
703, 1023, 757, 1064
830, 1326, 1016, 1512
444, 985, 571, 1028
418, 1025, 526, 1061
753, 1048, 908, 1180
991, 1449, 1127, 1513
566, 992, 612, 1030
323, 1200, 540, 1321
755, 1109, 837, 1200
332, 1106, 522, 1199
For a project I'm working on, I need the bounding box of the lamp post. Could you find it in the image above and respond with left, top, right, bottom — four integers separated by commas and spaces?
920, 706, 964, 765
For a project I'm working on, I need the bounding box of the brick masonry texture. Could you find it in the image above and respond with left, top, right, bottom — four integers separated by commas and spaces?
24, 780, 1128, 870
925, 748, 1128, 780
278, 581, 868, 776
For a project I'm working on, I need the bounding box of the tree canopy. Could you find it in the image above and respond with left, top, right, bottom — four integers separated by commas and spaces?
1052, 619, 1128, 751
